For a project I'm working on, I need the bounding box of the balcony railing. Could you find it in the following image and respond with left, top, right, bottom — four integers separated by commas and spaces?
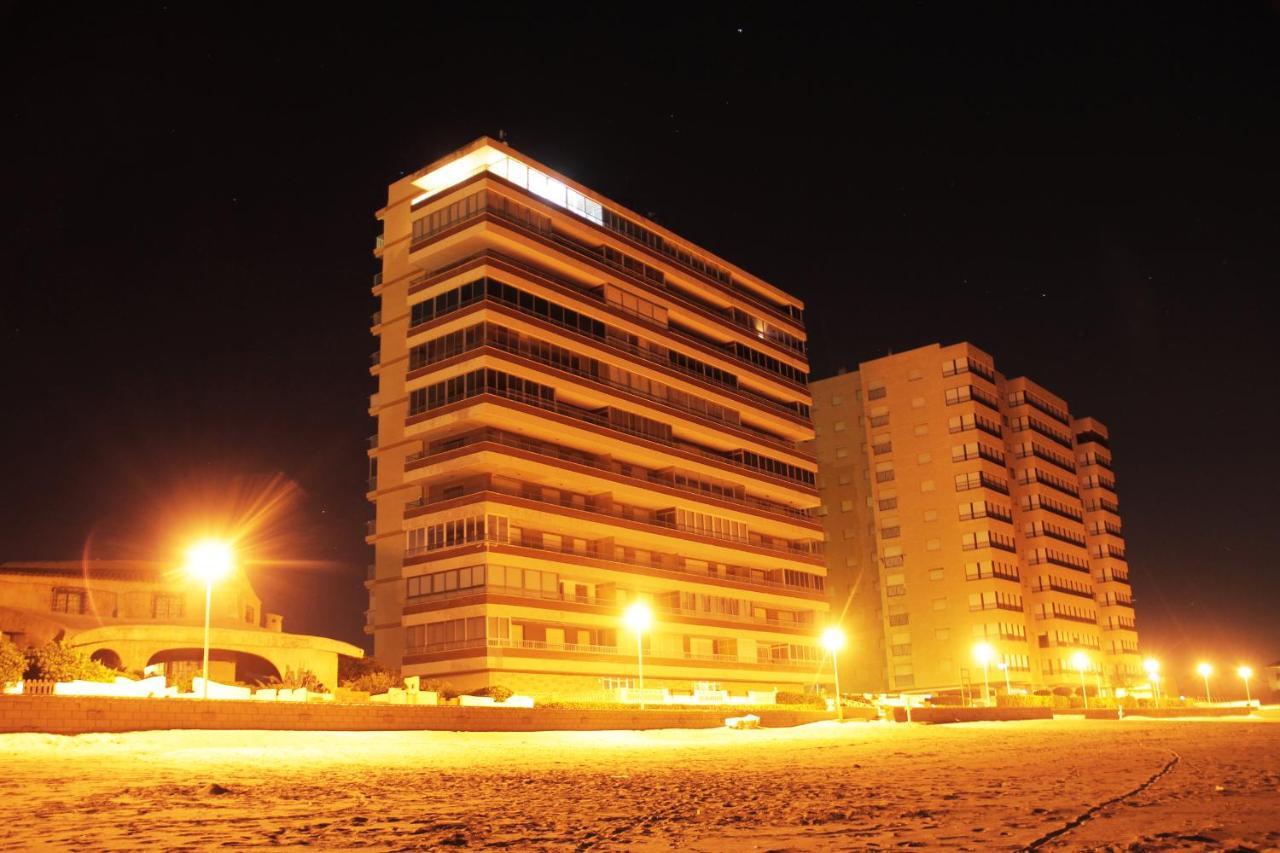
406, 579, 816, 631
404, 482, 823, 559
403, 535, 825, 595
406, 266, 810, 417
406, 322, 798, 451
406, 636, 813, 667
405, 427, 815, 522
409, 194, 810, 370
409, 384, 816, 490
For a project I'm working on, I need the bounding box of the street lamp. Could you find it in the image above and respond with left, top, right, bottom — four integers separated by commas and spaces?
1071, 651, 1090, 710
820, 627, 846, 721
1197, 662, 1213, 704
623, 601, 653, 709
997, 661, 1012, 694
1143, 658, 1161, 705
1237, 665, 1253, 705
973, 642, 994, 707
185, 540, 234, 700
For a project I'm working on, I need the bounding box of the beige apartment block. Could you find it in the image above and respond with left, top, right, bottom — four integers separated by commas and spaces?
810, 342, 1141, 697
366, 138, 825, 700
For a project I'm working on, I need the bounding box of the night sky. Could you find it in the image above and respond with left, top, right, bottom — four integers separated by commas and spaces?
4, 5, 1278, 690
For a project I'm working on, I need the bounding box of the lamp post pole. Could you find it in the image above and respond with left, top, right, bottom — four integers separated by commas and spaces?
201, 578, 213, 700
635, 628, 645, 711
1078, 667, 1089, 710
999, 662, 1011, 694
832, 646, 843, 722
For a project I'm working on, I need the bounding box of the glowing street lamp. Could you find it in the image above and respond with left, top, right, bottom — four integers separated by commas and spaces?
623, 601, 653, 709
1197, 662, 1213, 704
185, 540, 234, 700
973, 642, 994, 707
1071, 651, 1090, 710
997, 661, 1012, 694
1143, 658, 1161, 705
820, 627, 846, 721
1237, 665, 1254, 705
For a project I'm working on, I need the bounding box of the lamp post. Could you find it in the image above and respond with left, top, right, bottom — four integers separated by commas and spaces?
1143, 658, 1161, 706
973, 642, 994, 707
1197, 662, 1213, 704
820, 627, 846, 721
623, 601, 653, 710
1237, 665, 1253, 705
997, 661, 1011, 694
1071, 651, 1090, 710
185, 540, 234, 700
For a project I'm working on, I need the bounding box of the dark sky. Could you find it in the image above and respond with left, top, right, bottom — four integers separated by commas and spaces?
4, 4, 1278, 690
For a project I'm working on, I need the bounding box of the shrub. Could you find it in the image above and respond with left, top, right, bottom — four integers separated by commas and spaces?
420, 678, 458, 700
339, 656, 401, 694
468, 685, 513, 702
0, 637, 25, 687
775, 691, 827, 708
24, 641, 118, 683
996, 694, 1055, 708
269, 667, 327, 694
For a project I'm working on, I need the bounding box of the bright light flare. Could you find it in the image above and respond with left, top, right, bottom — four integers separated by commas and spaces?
1070, 651, 1089, 672
1197, 662, 1213, 678
1237, 665, 1253, 680
623, 601, 653, 634
820, 626, 846, 653
973, 642, 995, 665
1143, 657, 1160, 675
185, 540, 233, 583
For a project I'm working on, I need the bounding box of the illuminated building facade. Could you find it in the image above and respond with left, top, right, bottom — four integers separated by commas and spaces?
367, 138, 824, 698
810, 343, 1141, 696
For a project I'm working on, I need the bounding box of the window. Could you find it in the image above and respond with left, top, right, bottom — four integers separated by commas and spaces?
917, 452, 932, 464
881, 526, 901, 539
911, 397, 926, 409
932, 597, 948, 611
152, 594, 184, 619
840, 500, 854, 512
928, 568, 945, 581
867, 386, 887, 400
935, 628, 950, 641
52, 588, 86, 614
878, 496, 898, 511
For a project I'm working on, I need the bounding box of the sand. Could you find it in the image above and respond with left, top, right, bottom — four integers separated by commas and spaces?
0, 717, 1276, 850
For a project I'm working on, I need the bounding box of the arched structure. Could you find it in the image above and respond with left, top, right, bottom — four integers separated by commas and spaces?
69, 624, 361, 692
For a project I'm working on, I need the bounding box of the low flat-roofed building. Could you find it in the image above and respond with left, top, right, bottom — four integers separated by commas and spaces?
0, 560, 361, 690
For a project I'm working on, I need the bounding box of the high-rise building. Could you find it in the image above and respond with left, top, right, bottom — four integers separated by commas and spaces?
809, 342, 1140, 698
366, 138, 825, 699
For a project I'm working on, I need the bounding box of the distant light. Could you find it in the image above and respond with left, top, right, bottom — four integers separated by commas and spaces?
185, 540, 233, 583
973, 642, 995, 665
623, 601, 653, 634
996, 662, 1008, 671
1196, 662, 1213, 678
820, 626, 846, 653
1237, 665, 1253, 680
1143, 657, 1160, 675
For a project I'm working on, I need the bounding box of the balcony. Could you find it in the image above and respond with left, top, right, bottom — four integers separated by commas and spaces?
406, 636, 814, 669
373, 272, 383, 287
408, 192, 809, 371
405, 427, 815, 523
404, 480, 823, 560
406, 320, 799, 451
407, 384, 816, 490
403, 533, 824, 596
406, 265, 810, 416
405, 577, 817, 632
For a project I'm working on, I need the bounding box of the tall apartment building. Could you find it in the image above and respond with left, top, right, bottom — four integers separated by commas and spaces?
366, 138, 825, 699
810, 342, 1140, 697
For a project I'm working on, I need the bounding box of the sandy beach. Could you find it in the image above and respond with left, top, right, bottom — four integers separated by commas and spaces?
0, 717, 1276, 850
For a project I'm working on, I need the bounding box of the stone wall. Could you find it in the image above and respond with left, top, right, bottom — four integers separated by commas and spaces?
0, 696, 835, 735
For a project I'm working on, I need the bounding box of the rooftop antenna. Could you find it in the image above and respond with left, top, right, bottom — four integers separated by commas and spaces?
497, 129, 507, 143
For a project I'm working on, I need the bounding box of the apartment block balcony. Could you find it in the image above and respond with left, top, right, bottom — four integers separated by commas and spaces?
405, 577, 817, 632
403, 479, 823, 560
403, 532, 824, 596
405, 427, 816, 526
